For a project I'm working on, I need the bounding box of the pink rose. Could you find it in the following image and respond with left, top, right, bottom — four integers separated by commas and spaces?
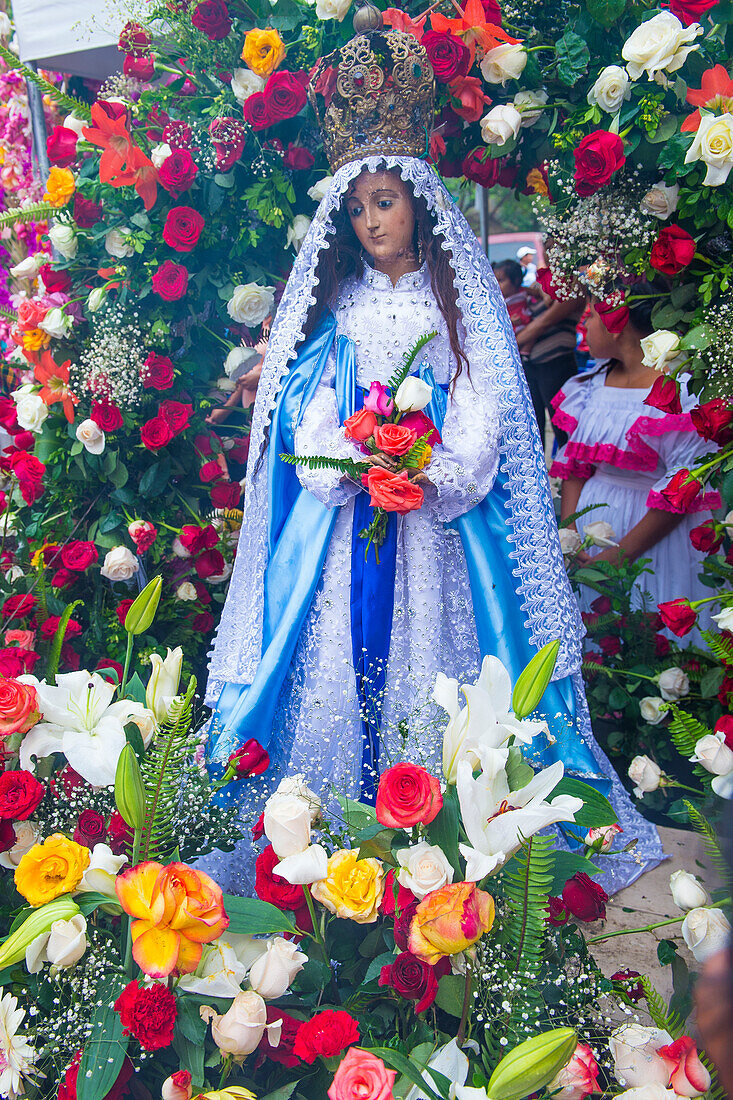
5, 630, 35, 650
549, 1043, 600, 1100
328, 1048, 396, 1100
658, 1037, 712, 1097
363, 382, 394, 417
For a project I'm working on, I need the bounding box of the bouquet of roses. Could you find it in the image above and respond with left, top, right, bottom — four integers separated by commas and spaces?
283, 333, 441, 559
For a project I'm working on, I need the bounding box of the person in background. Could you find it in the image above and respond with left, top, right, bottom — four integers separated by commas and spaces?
516, 287, 584, 447
493, 260, 532, 337
517, 245, 537, 286
206, 319, 270, 428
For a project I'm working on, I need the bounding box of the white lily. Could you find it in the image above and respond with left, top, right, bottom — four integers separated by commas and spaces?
177, 939, 253, 998
436, 655, 549, 784
19, 672, 156, 787
457, 749, 583, 880
146, 646, 183, 723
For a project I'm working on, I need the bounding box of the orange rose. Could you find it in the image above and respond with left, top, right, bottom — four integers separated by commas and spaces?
373, 423, 417, 456
366, 467, 424, 515
115, 860, 229, 977
0, 679, 40, 737
43, 166, 76, 208
344, 408, 377, 443
408, 881, 495, 964
241, 28, 286, 77
448, 75, 491, 122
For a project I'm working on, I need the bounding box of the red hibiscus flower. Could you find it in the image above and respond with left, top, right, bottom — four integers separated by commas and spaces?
114, 980, 177, 1051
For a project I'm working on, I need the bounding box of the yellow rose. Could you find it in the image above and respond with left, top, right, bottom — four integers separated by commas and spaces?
15, 834, 90, 907
22, 328, 51, 352
408, 881, 495, 965
311, 848, 384, 923
43, 166, 76, 208
241, 28, 286, 77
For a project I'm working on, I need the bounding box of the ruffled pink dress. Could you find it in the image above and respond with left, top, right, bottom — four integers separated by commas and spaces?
550, 369, 721, 621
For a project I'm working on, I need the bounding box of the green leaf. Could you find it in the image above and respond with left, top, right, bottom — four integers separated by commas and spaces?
175, 995, 208, 1045
338, 794, 378, 831
434, 973, 465, 1017
555, 31, 590, 85
77, 975, 130, 1100
548, 851, 600, 895
680, 323, 716, 351
223, 895, 297, 935
173, 1030, 205, 1085
76, 892, 121, 916
124, 673, 147, 706
363, 950, 396, 984
506, 745, 534, 792
367, 1046, 447, 1100
586, 0, 625, 26
359, 828, 397, 863
426, 784, 462, 877
550, 778, 617, 827
260, 1085, 298, 1100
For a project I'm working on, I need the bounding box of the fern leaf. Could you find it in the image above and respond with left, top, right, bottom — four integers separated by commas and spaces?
667, 705, 711, 757
0, 45, 92, 118
502, 835, 554, 975
581, 660, 615, 677
402, 432, 433, 469
46, 600, 83, 686
0, 202, 55, 230
385, 331, 437, 395
640, 977, 685, 1038
701, 629, 733, 668
0, 306, 17, 323
560, 503, 606, 527
279, 452, 367, 479
683, 801, 733, 890
140, 678, 196, 862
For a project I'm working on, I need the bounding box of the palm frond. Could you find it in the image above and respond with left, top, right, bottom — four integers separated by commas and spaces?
139, 678, 196, 862
385, 331, 437, 396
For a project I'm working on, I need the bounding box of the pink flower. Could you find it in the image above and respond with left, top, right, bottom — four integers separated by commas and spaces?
549, 1042, 600, 1100
585, 823, 623, 853
328, 1048, 396, 1100
5, 629, 35, 650
364, 381, 394, 417
658, 1037, 712, 1097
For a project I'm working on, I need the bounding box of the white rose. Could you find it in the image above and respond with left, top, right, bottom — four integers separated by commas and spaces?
48, 224, 77, 259
628, 754, 663, 796
308, 176, 333, 202
175, 581, 198, 601
286, 214, 311, 253
587, 65, 631, 114
146, 647, 183, 723
162, 1073, 193, 1100
723, 509, 733, 532
204, 990, 279, 1059
231, 68, 265, 104
640, 183, 679, 220
75, 418, 105, 455
87, 287, 106, 313
584, 520, 617, 547
394, 376, 432, 412
658, 667, 689, 701
512, 89, 548, 126
264, 793, 312, 858
5, 565, 23, 583
9, 255, 43, 281
480, 104, 522, 146
227, 283, 275, 327
0, 13, 11, 40
248, 936, 307, 999
63, 113, 87, 138
713, 606, 733, 632
100, 545, 140, 582
46, 914, 88, 968
13, 391, 48, 433
690, 732, 733, 776
681, 906, 731, 962
150, 143, 172, 169
224, 345, 259, 379
640, 330, 684, 373
684, 111, 733, 186
639, 697, 667, 726
77, 843, 127, 895
39, 307, 72, 339
559, 528, 582, 556
396, 841, 454, 899
275, 774, 321, 820
315, 0, 352, 20
275, 843, 328, 885
105, 227, 134, 259
609, 1024, 673, 1089
172, 536, 191, 558
0, 820, 40, 869
669, 869, 710, 911
616, 1087, 679, 1100
622, 12, 702, 83
480, 43, 527, 85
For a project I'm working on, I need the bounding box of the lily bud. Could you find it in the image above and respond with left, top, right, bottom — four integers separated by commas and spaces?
114, 743, 146, 830
487, 1027, 578, 1100
124, 574, 162, 635
512, 639, 561, 719
0, 895, 81, 968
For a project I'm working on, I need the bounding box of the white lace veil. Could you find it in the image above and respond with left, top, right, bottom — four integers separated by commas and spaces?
205, 155, 585, 705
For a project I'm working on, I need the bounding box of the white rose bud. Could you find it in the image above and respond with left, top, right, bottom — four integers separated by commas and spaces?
682, 906, 731, 962
227, 283, 275, 327
315, 0, 352, 21
13, 391, 48, 434
175, 581, 198, 602
584, 520, 617, 547
713, 606, 733, 632
248, 936, 308, 999
162, 1072, 193, 1100
9, 255, 43, 281
615, 1087, 680, 1100
669, 870, 710, 912
48, 224, 77, 259
640, 183, 679, 220
639, 697, 667, 726
308, 176, 333, 202
231, 68, 266, 103
39, 307, 72, 339
203, 990, 279, 1060
609, 1024, 673, 1089
150, 143, 172, 169
585, 823, 623, 853
622, 12, 702, 84
394, 376, 432, 413
512, 89, 548, 126
63, 113, 87, 138
480, 43, 527, 85
75, 418, 105, 455
657, 667, 690, 701
46, 914, 87, 968
263, 793, 312, 858
628, 754, 663, 797
684, 111, 733, 186
286, 214, 311, 253
100, 545, 140, 582
396, 841, 454, 899
559, 528, 582, 556
0, 820, 40, 869
587, 65, 631, 114
87, 287, 106, 313
640, 330, 684, 373
690, 732, 733, 776
480, 104, 522, 146
105, 227, 134, 259
77, 843, 127, 895
275, 843, 329, 885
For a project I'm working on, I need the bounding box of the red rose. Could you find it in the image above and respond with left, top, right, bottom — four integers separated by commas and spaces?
562, 872, 608, 921
292, 1009, 359, 1065
461, 149, 510, 188
394, 898, 420, 950
118, 19, 152, 52
546, 896, 569, 926
0, 397, 19, 433
595, 296, 629, 334
650, 225, 696, 276
258, 1007, 301, 1067
191, 0, 232, 39
192, 611, 215, 632
658, 598, 696, 636
2, 593, 37, 619
13, 432, 34, 452
480, 0, 503, 21
195, 582, 212, 605
142, 353, 175, 390
690, 398, 733, 445
284, 144, 314, 171
73, 194, 103, 229
228, 437, 250, 464
116, 599, 134, 627
40, 615, 82, 640
140, 416, 174, 451
146, 107, 170, 141
373, 423, 418, 456
611, 968, 645, 1002
209, 117, 246, 172
157, 149, 198, 196
667, 0, 717, 23
46, 126, 78, 168
344, 408, 377, 443
11, 451, 45, 505
376, 763, 443, 828
73, 808, 108, 848
264, 70, 309, 123
123, 54, 155, 80
243, 93, 274, 131
715, 715, 733, 750
114, 980, 176, 1051
108, 810, 133, 855
38, 265, 71, 295
252, 812, 265, 841
573, 130, 625, 196
365, 467, 424, 515
255, 843, 306, 912
0, 821, 14, 853
690, 518, 722, 553
644, 374, 682, 415
422, 30, 471, 82
211, 480, 241, 508
91, 401, 124, 431
179, 524, 217, 554
598, 634, 621, 656
228, 739, 270, 777
380, 869, 417, 918
0, 769, 44, 820
152, 260, 189, 301
660, 468, 702, 512
161, 399, 193, 434
164, 122, 193, 149
162, 206, 205, 252
655, 633, 671, 657
60, 643, 80, 671
96, 658, 124, 683
720, 676, 733, 707
129, 520, 157, 553
200, 459, 224, 483
195, 548, 225, 579
61, 541, 99, 572
0, 648, 39, 677
379, 950, 439, 1013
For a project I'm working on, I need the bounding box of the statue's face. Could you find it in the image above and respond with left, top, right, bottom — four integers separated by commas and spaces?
345, 170, 416, 268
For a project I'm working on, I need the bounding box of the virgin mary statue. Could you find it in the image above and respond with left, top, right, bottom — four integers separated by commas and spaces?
204, 15, 661, 892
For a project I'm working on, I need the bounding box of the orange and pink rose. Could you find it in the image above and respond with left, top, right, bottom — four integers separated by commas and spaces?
376, 763, 442, 829
408, 881, 495, 964
328, 1048, 396, 1100
0, 679, 40, 737
372, 423, 417, 456
365, 467, 424, 515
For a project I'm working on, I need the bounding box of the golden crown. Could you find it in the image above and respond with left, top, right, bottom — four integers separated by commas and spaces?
307, 14, 435, 172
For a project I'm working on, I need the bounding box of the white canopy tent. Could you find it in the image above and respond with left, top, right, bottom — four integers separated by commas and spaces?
12, 0, 124, 79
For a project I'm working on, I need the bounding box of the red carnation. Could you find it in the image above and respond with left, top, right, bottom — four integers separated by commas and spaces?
379, 951, 440, 1013
195, 548, 225, 579
140, 416, 174, 451
228, 739, 270, 777
660, 468, 702, 511
152, 260, 188, 301
191, 0, 232, 39
163, 206, 205, 252
264, 70, 309, 123
114, 980, 176, 1051
644, 374, 682, 415
292, 1009, 359, 1065
422, 31, 471, 83
2, 593, 37, 619
562, 872, 608, 921
658, 597, 696, 637
689, 518, 722, 554
258, 1007, 302, 1067
61, 541, 99, 572
573, 130, 625, 196
157, 149, 198, 196
0, 769, 44, 820
91, 401, 123, 431
160, 400, 193, 434
46, 126, 78, 168
650, 225, 696, 276
284, 144, 314, 171
376, 763, 443, 828
73, 808, 107, 848
38, 265, 71, 295
142, 353, 175, 390
211, 480, 242, 508
690, 398, 733, 445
